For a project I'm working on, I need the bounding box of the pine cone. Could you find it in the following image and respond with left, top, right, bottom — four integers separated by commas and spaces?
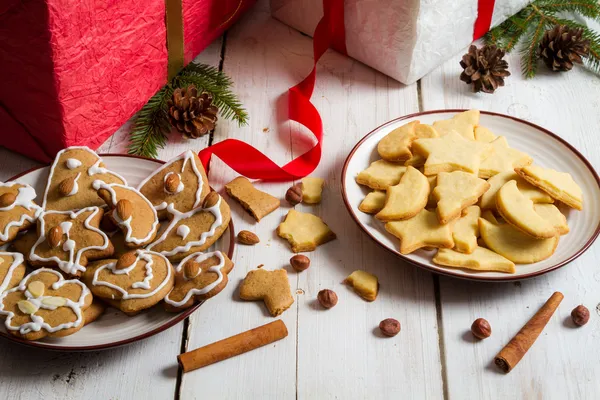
168, 86, 219, 138
460, 45, 510, 94
539, 25, 590, 72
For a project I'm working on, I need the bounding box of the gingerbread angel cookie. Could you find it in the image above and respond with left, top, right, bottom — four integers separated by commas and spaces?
0, 182, 42, 245
94, 181, 159, 247
0, 268, 93, 340
146, 191, 231, 262
164, 251, 234, 312
0, 252, 26, 293
138, 150, 210, 220
83, 250, 174, 315
29, 207, 114, 277
42, 146, 127, 211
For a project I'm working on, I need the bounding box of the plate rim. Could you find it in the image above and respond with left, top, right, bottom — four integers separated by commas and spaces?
341, 109, 600, 282
1, 153, 236, 351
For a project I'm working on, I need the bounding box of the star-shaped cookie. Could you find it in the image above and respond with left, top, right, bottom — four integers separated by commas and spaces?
385, 209, 454, 254
434, 171, 490, 224
478, 136, 532, 178
432, 110, 479, 140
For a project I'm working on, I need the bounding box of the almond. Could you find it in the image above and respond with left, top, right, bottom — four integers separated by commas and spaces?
97, 188, 112, 203
58, 177, 75, 196
237, 230, 260, 245
164, 173, 181, 194
17, 300, 38, 315
203, 191, 220, 208
48, 226, 63, 248
27, 281, 45, 298
116, 251, 137, 270
116, 199, 133, 220
42, 296, 67, 307
0, 192, 16, 207
184, 261, 202, 279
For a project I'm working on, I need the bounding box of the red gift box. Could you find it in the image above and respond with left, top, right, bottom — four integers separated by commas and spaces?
0, 0, 254, 162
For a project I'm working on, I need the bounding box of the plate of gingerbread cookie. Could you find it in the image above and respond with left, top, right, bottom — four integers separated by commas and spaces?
342, 109, 600, 281
0, 148, 234, 350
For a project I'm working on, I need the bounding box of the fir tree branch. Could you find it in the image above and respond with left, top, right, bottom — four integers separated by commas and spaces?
520, 17, 549, 78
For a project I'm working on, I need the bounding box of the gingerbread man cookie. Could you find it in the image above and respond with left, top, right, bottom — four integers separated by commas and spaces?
29, 207, 114, 277
0, 252, 26, 293
0, 268, 92, 340
42, 147, 127, 211
0, 182, 41, 245
84, 250, 174, 315
164, 251, 234, 312
138, 150, 210, 219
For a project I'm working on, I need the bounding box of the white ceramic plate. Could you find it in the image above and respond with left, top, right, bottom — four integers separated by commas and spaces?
342, 110, 600, 281
0, 155, 234, 350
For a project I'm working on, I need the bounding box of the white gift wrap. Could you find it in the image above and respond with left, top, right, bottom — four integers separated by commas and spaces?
271, 0, 529, 84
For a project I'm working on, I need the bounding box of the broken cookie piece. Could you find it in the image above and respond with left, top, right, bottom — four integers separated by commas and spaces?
277, 209, 336, 252
225, 177, 280, 221
345, 270, 379, 301
301, 177, 324, 204
239, 268, 294, 316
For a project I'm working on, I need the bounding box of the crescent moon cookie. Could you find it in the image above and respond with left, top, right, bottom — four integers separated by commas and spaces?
138, 150, 210, 220
0, 182, 42, 245
83, 250, 175, 315
375, 166, 430, 221
434, 171, 490, 225
164, 251, 234, 312
355, 160, 407, 190
515, 165, 583, 211
0, 252, 27, 293
377, 120, 419, 162
28, 207, 114, 277
94, 181, 159, 247
0, 268, 92, 341
432, 109, 479, 140
358, 191, 387, 214
479, 171, 553, 210
146, 191, 231, 262
42, 146, 127, 211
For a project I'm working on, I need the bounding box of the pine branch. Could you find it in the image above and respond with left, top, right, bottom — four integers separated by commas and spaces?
536, 0, 600, 22
520, 17, 549, 78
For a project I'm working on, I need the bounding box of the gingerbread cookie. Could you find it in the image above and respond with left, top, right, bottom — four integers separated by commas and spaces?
515, 165, 583, 210
29, 207, 114, 277
225, 177, 280, 221
84, 300, 107, 325
0, 182, 41, 245
42, 147, 126, 211
377, 121, 419, 162
375, 166, 429, 221
84, 250, 174, 315
478, 136, 532, 179
239, 268, 294, 317
95, 181, 159, 247
433, 247, 515, 273
434, 171, 490, 224
138, 150, 210, 219
0, 252, 26, 293
146, 191, 231, 262
277, 209, 336, 252
164, 251, 234, 312
385, 209, 454, 254
432, 110, 479, 140
355, 160, 407, 190
301, 177, 325, 204
358, 191, 386, 214
0, 268, 92, 340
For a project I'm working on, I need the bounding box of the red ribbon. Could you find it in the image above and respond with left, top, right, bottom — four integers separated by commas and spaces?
473, 0, 496, 40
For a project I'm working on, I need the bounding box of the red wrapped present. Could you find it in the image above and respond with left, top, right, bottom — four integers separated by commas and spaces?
0, 0, 254, 162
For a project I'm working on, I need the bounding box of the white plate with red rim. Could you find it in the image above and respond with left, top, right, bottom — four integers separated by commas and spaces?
0, 154, 234, 350
341, 110, 600, 281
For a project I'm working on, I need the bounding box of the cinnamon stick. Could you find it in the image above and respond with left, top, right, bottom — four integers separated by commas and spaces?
178, 320, 288, 373
494, 291, 563, 373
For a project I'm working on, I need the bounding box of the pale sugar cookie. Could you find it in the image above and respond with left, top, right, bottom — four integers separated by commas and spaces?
355, 160, 407, 190
358, 191, 386, 214
479, 171, 553, 210
451, 206, 481, 254
433, 247, 515, 273
375, 166, 429, 221
301, 177, 325, 204
478, 136, 532, 179
434, 171, 490, 225
533, 204, 569, 235
385, 209, 454, 254
377, 121, 419, 162
277, 209, 336, 252
515, 165, 583, 211
432, 110, 479, 140
474, 126, 497, 142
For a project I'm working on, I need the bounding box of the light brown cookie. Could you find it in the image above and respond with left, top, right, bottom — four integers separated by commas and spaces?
515, 165, 583, 210
432, 110, 479, 140
478, 136, 532, 179
277, 209, 336, 252
355, 160, 407, 190
146, 192, 231, 262
377, 121, 419, 162
42, 146, 126, 211
479, 171, 553, 210
0, 268, 92, 340
345, 270, 379, 301
375, 166, 429, 221
0, 252, 26, 293
84, 300, 107, 325
137, 150, 211, 220
301, 177, 325, 204
0, 182, 41, 246
94, 181, 159, 247
451, 205, 481, 254
385, 209, 454, 254
239, 268, 294, 317
433, 247, 515, 273
225, 177, 280, 221
358, 191, 386, 214
164, 251, 234, 312
83, 250, 175, 315
10, 230, 38, 255
29, 207, 114, 277
434, 171, 490, 224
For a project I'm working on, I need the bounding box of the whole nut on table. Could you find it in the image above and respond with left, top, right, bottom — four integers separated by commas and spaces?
290, 255, 310, 272
571, 305, 590, 326
317, 289, 338, 309
238, 230, 260, 245
379, 318, 401, 337
285, 183, 303, 205
471, 318, 492, 339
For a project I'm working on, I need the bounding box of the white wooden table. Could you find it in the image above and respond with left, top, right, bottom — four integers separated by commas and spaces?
1, 1, 599, 398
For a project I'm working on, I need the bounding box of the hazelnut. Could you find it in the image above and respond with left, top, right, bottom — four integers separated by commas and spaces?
47, 226, 63, 248
203, 191, 220, 208
471, 318, 492, 339
116, 199, 133, 220
0, 192, 16, 207
379, 318, 401, 337
317, 289, 338, 309
571, 305, 590, 326
237, 230, 260, 245
285, 183, 303, 205
290, 254, 310, 272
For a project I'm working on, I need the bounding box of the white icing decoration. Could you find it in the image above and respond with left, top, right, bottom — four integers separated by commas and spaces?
42, 146, 127, 209
65, 173, 81, 196
0, 252, 24, 293
137, 150, 204, 211
0, 268, 90, 334
163, 172, 185, 194
176, 225, 190, 240
92, 181, 158, 246
164, 251, 225, 307
91, 250, 172, 299
0, 182, 42, 242
65, 158, 82, 169
146, 196, 224, 257
29, 207, 110, 275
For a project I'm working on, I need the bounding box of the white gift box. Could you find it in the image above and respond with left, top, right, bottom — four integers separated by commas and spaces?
271, 0, 529, 84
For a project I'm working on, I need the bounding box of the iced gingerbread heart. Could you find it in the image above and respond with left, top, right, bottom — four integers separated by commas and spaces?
0, 268, 92, 341
0, 182, 42, 245
146, 191, 231, 262
138, 150, 210, 220
0, 252, 27, 293
84, 250, 175, 315
164, 251, 234, 312
42, 146, 127, 211
29, 207, 114, 277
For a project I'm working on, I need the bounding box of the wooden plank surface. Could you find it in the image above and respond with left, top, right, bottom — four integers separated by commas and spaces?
420, 47, 600, 399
